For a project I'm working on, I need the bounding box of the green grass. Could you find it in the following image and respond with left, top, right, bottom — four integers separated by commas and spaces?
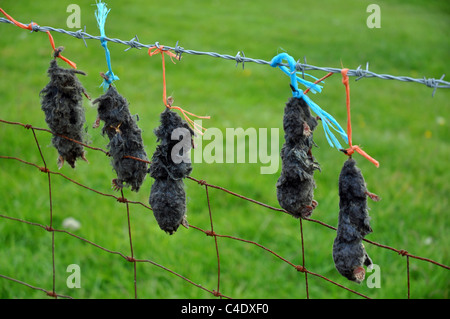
0, 0, 449, 299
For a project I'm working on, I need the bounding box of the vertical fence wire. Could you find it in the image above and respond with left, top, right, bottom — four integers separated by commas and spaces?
121, 189, 138, 299
204, 185, 222, 298
299, 219, 309, 299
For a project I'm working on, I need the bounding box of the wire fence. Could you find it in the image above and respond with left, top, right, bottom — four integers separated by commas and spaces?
0, 118, 448, 299
1, 16, 450, 96
0, 11, 449, 300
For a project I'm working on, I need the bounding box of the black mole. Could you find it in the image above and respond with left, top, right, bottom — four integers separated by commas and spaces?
333, 157, 379, 283
40, 59, 89, 169
149, 108, 194, 234
276, 97, 320, 218
92, 86, 149, 192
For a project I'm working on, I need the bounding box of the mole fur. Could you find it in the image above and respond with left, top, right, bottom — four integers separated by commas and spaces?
149, 108, 194, 234
333, 157, 378, 283
40, 59, 88, 168
276, 97, 320, 218
92, 86, 149, 192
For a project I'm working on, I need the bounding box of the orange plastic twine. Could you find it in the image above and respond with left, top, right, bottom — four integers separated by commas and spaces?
341, 68, 379, 167
304, 72, 334, 95
148, 45, 210, 135
0, 8, 76, 69
46, 31, 76, 69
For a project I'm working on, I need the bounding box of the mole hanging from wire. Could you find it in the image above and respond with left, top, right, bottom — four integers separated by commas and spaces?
332, 157, 380, 283
270, 53, 349, 150
9, 5, 90, 169
40, 48, 89, 169
276, 96, 321, 218
93, 86, 149, 192
147, 44, 209, 234
92, 1, 148, 192
333, 69, 380, 283
149, 98, 194, 235
271, 53, 336, 218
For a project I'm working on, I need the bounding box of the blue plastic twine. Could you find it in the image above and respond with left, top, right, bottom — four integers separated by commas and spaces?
270, 53, 348, 149
95, 1, 119, 90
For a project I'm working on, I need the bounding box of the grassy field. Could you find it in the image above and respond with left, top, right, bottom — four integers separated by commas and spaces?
0, 0, 448, 299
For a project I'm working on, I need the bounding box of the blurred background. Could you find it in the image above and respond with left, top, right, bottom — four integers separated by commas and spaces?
0, 0, 448, 298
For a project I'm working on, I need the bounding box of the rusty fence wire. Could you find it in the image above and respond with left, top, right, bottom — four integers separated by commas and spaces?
0, 118, 448, 299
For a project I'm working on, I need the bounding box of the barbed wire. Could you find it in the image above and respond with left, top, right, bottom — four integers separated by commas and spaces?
1, 17, 449, 96
0, 118, 448, 299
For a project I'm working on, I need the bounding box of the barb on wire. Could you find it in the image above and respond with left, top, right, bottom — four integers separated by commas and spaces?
75, 25, 88, 47
124, 34, 141, 52
0, 17, 448, 94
